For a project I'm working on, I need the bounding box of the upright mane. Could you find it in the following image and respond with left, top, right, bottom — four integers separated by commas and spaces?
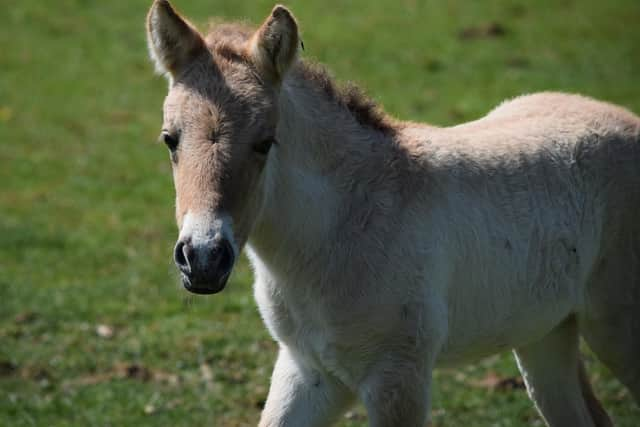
204, 22, 395, 135
292, 61, 396, 134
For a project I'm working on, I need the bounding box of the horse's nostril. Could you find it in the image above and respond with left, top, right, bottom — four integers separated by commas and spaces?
174, 240, 192, 273
217, 239, 235, 276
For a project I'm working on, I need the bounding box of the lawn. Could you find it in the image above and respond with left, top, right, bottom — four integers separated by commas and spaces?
1, 0, 639, 426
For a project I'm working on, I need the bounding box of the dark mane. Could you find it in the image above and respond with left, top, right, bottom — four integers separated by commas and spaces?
205, 23, 395, 135
293, 61, 395, 134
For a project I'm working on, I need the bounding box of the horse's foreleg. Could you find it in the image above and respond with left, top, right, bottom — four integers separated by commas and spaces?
259, 346, 354, 427
358, 355, 433, 427
514, 316, 606, 427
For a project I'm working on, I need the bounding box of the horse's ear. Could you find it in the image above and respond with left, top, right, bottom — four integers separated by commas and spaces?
146, 0, 206, 79
248, 5, 299, 83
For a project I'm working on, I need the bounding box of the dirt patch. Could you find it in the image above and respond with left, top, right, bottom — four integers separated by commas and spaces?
459, 23, 507, 40
62, 362, 179, 389
471, 371, 526, 391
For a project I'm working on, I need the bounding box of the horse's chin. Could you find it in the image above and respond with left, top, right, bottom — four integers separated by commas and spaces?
181, 273, 230, 295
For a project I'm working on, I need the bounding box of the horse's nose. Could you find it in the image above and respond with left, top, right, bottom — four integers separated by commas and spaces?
173, 238, 235, 294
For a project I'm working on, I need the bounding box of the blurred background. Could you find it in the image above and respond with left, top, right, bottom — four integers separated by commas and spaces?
1, 0, 639, 425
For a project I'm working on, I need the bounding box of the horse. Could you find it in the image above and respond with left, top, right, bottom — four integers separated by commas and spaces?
145, 1, 640, 425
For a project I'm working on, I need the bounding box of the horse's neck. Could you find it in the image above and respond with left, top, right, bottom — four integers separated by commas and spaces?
247, 73, 388, 274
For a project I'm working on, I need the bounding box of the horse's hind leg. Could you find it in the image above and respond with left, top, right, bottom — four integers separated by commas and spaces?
578, 360, 615, 427
580, 297, 640, 403
577, 242, 640, 404
514, 316, 611, 427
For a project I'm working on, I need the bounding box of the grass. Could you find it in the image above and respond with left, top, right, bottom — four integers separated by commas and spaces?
1, 0, 639, 425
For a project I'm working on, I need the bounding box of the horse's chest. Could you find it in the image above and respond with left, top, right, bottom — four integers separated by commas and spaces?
257, 277, 314, 335
254, 277, 355, 378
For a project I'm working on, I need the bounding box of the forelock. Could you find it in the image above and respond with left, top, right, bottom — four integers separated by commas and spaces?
205, 23, 254, 64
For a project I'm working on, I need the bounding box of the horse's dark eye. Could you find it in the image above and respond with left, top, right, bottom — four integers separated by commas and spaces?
162, 131, 179, 151
254, 138, 275, 155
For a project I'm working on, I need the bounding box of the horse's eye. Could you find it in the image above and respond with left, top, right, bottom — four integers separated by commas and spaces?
162, 131, 179, 151
253, 138, 275, 155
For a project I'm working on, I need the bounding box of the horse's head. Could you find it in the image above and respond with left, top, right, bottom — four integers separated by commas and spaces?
146, 0, 299, 294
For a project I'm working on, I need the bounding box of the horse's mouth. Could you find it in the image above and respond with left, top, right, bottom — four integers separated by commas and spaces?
181, 271, 230, 295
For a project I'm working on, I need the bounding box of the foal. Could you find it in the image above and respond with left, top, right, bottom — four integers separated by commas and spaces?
146, 1, 640, 426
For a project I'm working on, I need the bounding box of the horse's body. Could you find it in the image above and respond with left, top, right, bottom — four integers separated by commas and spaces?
146, 2, 640, 425
250, 88, 640, 426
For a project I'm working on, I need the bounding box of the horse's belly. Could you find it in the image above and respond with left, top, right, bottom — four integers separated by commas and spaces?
435, 239, 588, 367
437, 296, 572, 367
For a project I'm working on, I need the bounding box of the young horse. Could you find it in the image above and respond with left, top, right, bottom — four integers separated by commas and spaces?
146, 1, 640, 425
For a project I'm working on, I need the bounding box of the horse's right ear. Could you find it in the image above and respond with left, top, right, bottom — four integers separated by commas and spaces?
146, 0, 205, 80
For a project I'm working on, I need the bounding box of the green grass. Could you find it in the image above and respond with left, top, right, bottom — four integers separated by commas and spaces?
1, 0, 639, 425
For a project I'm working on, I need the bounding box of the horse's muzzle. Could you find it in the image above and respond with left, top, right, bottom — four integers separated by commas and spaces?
173, 238, 235, 294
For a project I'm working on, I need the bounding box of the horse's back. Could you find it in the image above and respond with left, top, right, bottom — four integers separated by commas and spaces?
442, 92, 640, 295
478, 92, 640, 254
431, 92, 640, 229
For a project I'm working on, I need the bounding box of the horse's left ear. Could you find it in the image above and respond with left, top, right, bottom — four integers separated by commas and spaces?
146, 0, 206, 80
248, 5, 299, 83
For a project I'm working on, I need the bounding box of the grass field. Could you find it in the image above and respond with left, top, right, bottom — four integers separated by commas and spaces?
1, 0, 639, 425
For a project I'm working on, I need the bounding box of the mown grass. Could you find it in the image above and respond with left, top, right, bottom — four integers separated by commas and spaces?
1, 0, 639, 426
